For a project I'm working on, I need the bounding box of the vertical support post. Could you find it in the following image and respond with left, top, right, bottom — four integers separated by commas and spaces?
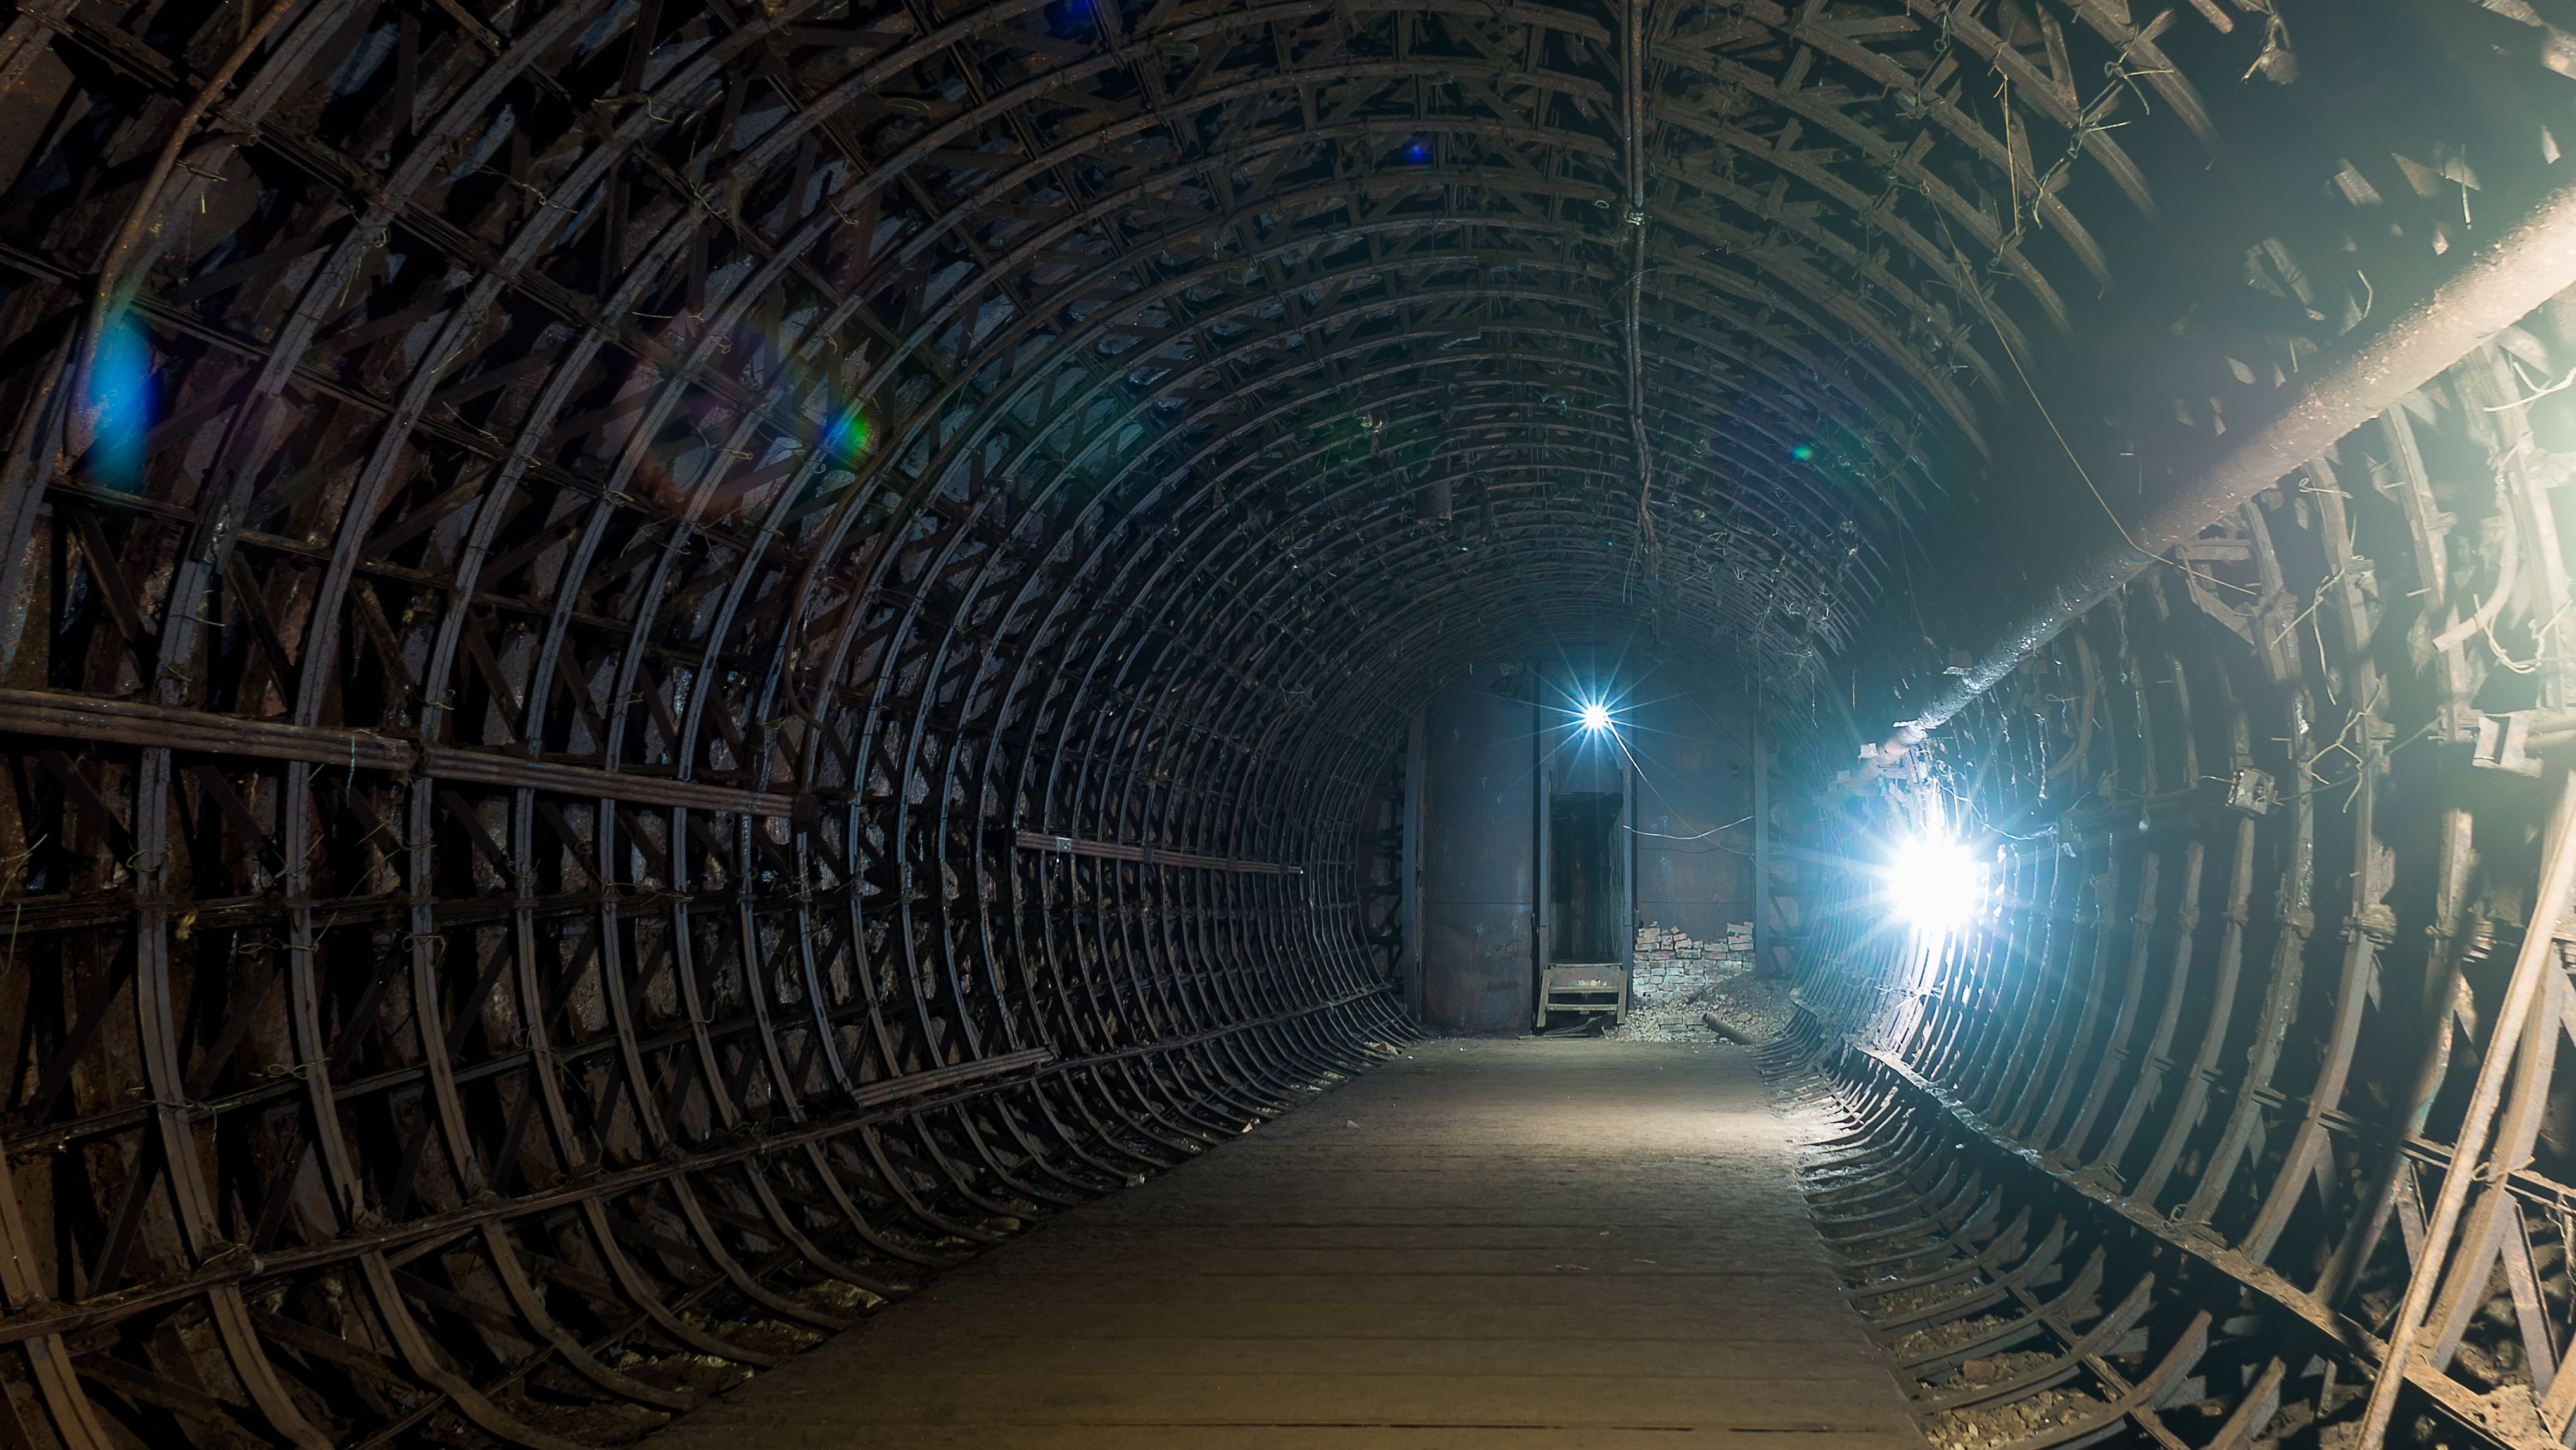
1620, 747, 1637, 1023
1532, 672, 1551, 1028
1401, 707, 1425, 1020
2359, 766, 2576, 1447
1753, 678, 1774, 978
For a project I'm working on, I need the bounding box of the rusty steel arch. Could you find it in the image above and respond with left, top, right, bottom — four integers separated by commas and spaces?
1779, 336, 2576, 1447
0, 0, 2572, 1446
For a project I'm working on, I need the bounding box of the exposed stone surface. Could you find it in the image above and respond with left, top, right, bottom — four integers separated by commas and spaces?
1616, 922, 1795, 1042
1923, 1367, 2105, 1450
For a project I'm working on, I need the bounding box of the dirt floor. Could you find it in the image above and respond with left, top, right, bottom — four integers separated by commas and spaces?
643, 1037, 1925, 1448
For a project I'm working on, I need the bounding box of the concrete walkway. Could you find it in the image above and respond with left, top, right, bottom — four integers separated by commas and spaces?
647, 1038, 1924, 1449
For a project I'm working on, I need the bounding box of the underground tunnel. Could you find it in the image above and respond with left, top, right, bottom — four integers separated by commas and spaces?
8, 0, 2576, 1444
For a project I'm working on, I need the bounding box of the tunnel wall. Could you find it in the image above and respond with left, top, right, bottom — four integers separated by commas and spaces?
6, 0, 2568, 1441
0, 479, 1415, 1442
0, 467, 1415, 1450
1777, 335, 2576, 1447
1625, 681, 1751, 947
0, 0, 1444, 1438
1418, 664, 1750, 1030
1419, 664, 1536, 1032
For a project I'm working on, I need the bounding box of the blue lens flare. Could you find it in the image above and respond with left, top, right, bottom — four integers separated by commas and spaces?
85, 313, 153, 489
625, 299, 882, 512
820, 408, 870, 463
1790, 442, 1815, 462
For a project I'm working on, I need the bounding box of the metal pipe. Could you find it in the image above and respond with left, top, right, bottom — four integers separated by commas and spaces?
1896, 175, 2576, 744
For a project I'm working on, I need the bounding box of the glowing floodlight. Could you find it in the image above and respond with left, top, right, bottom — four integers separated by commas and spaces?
1579, 701, 1613, 733
1886, 832, 1982, 933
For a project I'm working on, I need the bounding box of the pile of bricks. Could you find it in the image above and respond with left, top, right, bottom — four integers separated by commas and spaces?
1619, 923, 1756, 1041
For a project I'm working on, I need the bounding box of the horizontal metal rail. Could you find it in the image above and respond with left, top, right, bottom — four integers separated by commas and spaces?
1013, 829, 1305, 874
0, 687, 800, 815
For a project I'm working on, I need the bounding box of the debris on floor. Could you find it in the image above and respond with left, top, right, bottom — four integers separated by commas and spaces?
1853, 1278, 1985, 1321
1923, 1365, 2107, 1450
1890, 1311, 2016, 1363
1616, 923, 1797, 1042
1708, 966, 1796, 1041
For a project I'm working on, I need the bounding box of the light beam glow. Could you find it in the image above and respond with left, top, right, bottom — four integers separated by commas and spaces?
85, 313, 154, 490
1886, 831, 1983, 933
1579, 701, 1612, 733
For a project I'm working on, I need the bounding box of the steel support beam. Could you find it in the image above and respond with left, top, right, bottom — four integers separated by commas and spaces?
1899, 176, 2576, 743
0, 687, 800, 815
1013, 829, 1304, 874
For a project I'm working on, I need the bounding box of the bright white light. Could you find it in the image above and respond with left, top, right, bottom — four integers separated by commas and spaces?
1887, 833, 1983, 933
1579, 701, 1613, 733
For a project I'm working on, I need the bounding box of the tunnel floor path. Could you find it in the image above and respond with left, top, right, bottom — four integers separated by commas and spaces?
647, 1037, 1924, 1449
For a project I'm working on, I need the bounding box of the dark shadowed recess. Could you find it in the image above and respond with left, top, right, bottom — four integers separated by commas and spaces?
0, 0, 2569, 1446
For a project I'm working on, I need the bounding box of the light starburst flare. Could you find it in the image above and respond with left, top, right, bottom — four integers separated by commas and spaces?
1886, 832, 1983, 933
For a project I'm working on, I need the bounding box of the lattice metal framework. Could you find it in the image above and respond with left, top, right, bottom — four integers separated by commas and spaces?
0, 0, 2567, 1445
1786, 329, 2576, 1448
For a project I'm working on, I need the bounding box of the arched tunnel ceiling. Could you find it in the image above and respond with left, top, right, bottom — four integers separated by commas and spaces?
15, 0, 2565, 728
2, 0, 2576, 1446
